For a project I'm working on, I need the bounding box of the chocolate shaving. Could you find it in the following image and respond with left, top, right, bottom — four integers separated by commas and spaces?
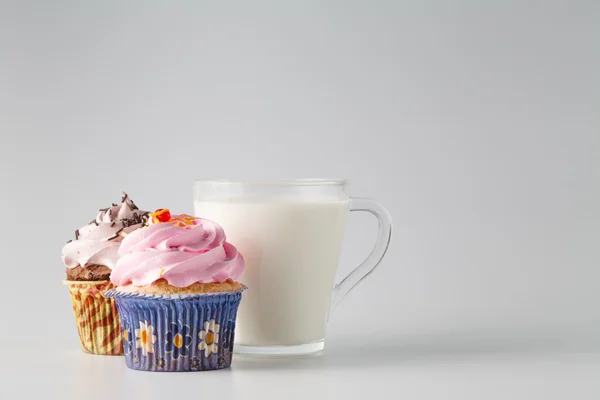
121, 193, 128, 203
110, 221, 116, 227
99, 207, 109, 212
112, 211, 150, 228
66, 239, 72, 244
75, 229, 80, 240
112, 203, 118, 207
123, 215, 139, 227
107, 228, 124, 241
90, 219, 98, 226
130, 200, 139, 211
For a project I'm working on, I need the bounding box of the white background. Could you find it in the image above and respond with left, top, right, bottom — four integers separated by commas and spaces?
1, 1, 598, 398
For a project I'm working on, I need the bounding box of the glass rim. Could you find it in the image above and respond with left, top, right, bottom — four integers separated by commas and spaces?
193, 178, 348, 186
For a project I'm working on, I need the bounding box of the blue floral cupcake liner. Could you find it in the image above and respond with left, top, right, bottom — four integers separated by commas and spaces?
105, 287, 246, 372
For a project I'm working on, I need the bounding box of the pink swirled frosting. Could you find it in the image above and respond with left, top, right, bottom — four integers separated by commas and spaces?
110, 214, 245, 287
61, 193, 149, 270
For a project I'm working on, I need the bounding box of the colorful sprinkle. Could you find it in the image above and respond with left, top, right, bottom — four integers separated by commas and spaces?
149, 208, 171, 224
170, 214, 196, 229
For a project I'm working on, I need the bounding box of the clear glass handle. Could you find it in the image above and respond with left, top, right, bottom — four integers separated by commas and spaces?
331, 197, 393, 311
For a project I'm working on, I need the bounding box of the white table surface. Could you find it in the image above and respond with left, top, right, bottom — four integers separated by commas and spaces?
4, 338, 599, 400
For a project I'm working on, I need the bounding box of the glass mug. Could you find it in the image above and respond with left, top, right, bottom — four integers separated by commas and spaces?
193, 179, 392, 355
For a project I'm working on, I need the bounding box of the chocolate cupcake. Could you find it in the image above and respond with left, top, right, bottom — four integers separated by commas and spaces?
61, 192, 149, 355
105, 209, 246, 371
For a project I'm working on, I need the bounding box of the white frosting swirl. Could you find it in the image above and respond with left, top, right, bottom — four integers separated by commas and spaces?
61, 192, 149, 269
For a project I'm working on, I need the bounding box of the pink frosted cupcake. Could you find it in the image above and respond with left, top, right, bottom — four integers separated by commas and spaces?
105, 209, 246, 372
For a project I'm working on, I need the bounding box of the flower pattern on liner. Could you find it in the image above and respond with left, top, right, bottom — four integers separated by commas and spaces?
135, 321, 156, 356
106, 288, 245, 372
190, 357, 201, 371
220, 320, 236, 352
122, 325, 134, 355
199, 320, 220, 357
164, 322, 192, 359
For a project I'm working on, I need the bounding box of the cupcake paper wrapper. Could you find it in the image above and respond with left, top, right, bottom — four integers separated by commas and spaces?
105, 287, 246, 372
63, 280, 123, 355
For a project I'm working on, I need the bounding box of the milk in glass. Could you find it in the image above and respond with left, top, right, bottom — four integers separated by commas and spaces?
194, 198, 349, 346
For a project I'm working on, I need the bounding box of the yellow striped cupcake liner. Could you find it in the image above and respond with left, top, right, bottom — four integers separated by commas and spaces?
63, 280, 123, 356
